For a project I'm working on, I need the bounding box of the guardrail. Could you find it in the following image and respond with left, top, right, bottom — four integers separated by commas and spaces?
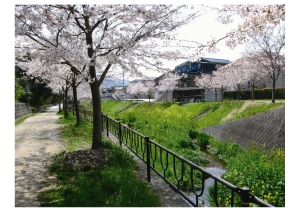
68, 107, 274, 207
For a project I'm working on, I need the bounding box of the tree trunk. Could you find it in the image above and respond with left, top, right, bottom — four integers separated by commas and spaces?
166, 91, 168, 102
90, 82, 102, 149
59, 99, 61, 112
72, 81, 81, 124
251, 83, 255, 101
272, 72, 276, 103
215, 88, 217, 102
220, 87, 224, 102
58, 89, 62, 112
272, 81, 276, 103
64, 86, 68, 118
237, 85, 240, 100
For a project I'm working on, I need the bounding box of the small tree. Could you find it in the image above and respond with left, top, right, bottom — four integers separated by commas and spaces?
144, 81, 156, 103
126, 82, 147, 102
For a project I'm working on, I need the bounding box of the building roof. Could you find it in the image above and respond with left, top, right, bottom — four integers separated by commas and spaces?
200, 57, 231, 64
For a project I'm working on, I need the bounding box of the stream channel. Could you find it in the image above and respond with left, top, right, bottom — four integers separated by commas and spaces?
187, 150, 227, 207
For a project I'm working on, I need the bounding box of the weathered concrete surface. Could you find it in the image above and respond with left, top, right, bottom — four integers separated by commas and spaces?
201, 107, 285, 151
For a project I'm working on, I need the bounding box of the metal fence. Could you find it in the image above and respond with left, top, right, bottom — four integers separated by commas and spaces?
68, 107, 274, 207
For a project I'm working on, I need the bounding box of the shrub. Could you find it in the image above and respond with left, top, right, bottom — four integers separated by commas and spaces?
177, 139, 197, 150
188, 129, 200, 139
196, 132, 211, 149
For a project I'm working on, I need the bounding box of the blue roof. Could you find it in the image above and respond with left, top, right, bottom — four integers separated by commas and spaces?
200, 57, 231, 64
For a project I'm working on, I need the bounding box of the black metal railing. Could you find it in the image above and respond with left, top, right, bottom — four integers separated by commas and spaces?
68, 107, 274, 207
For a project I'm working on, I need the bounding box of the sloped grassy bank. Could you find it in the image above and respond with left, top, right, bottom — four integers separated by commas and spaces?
101, 100, 285, 207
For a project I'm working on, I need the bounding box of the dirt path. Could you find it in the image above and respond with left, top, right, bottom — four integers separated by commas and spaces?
15, 106, 64, 207
221, 101, 259, 123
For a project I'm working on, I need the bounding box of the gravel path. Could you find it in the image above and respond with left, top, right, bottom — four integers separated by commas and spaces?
15, 106, 64, 207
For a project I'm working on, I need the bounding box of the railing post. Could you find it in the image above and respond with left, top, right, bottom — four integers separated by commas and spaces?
84, 109, 87, 119
145, 136, 151, 182
240, 187, 251, 207
118, 121, 122, 146
106, 115, 109, 137
72, 107, 74, 116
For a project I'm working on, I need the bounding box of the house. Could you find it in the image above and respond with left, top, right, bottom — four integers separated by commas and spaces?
172, 57, 231, 103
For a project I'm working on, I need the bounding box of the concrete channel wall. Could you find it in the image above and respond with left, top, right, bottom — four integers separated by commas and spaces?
201, 107, 285, 151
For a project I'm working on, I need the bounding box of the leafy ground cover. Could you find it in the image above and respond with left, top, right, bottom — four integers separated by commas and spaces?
37, 111, 161, 207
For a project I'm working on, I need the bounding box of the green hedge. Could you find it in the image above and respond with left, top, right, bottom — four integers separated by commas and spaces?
223, 88, 285, 100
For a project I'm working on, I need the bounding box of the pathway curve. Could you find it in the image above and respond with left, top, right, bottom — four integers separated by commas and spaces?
15, 106, 64, 207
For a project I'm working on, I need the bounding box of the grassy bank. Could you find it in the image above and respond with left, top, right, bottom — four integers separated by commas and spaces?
100, 100, 285, 207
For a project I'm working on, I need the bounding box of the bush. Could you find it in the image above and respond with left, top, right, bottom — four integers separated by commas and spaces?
188, 129, 200, 139
177, 139, 197, 150
223, 88, 285, 100
196, 132, 211, 149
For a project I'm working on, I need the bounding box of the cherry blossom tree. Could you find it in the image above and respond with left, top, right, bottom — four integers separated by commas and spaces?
215, 57, 269, 101
144, 81, 156, 103
15, 4, 202, 149
126, 82, 147, 102
16, 53, 87, 122
195, 71, 228, 101
204, 5, 285, 53
158, 71, 185, 102
243, 25, 285, 103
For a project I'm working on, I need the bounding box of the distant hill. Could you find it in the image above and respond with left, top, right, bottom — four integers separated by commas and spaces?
102, 78, 129, 87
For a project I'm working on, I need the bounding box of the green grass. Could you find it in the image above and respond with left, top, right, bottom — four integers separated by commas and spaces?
58, 112, 93, 152
101, 100, 136, 117
230, 102, 284, 121
38, 111, 161, 207
195, 100, 244, 129
38, 144, 161, 207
